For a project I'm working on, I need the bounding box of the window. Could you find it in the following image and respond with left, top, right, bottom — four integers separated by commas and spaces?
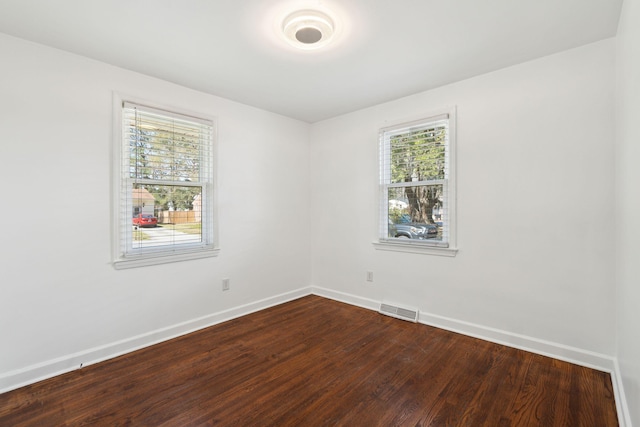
375, 108, 457, 256
113, 99, 218, 269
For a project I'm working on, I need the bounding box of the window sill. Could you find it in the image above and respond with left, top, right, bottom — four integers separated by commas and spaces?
113, 248, 220, 270
373, 241, 458, 257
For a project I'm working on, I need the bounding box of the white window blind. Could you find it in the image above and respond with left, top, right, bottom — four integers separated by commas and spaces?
378, 110, 456, 251
114, 101, 217, 268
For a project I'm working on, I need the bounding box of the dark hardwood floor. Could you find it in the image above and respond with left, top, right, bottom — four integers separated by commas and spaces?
0, 295, 618, 426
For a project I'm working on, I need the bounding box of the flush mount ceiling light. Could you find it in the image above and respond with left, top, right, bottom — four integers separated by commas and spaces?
282, 9, 335, 50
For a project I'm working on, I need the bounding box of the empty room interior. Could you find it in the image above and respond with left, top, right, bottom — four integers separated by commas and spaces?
0, 0, 638, 425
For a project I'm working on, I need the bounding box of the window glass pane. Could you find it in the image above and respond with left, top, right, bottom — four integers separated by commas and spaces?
125, 112, 206, 182
131, 183, 203, 249
390, 124, 447, 184
388, 184, 444, 241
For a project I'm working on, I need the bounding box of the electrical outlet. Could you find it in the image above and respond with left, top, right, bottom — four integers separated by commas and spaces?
222, 278, 230, 291
366, 271, 374, 282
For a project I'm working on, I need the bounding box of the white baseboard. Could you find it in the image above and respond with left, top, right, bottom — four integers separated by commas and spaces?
419, 310, 615, 372
612, 358, 633, 427
311, 285, 629, 427
0, 287, 311, 394
311, 286, 381, 311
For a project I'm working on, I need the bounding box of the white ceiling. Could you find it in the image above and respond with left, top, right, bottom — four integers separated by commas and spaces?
0, 0, 622, 123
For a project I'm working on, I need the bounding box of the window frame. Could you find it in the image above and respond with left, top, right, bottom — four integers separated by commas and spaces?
373, 107, 458, 257
112, 94, 219, 269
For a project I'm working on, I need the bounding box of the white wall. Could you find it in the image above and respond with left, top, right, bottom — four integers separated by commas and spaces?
616, 0, 640, 423
310, 40, 616, 358
0, 33, 311, 390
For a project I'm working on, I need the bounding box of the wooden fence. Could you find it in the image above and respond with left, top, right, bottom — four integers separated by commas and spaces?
157, 210, 198, 224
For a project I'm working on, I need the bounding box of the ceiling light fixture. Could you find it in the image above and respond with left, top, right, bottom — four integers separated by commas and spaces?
282, 9, 335, 50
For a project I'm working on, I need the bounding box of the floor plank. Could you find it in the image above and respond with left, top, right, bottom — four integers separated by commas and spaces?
0, 295, 619, 426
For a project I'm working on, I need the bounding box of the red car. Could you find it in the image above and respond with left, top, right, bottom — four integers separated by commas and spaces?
132, 214, 158, 228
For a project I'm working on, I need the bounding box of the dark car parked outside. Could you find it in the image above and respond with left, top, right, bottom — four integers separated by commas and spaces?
391, 214, 437, 239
